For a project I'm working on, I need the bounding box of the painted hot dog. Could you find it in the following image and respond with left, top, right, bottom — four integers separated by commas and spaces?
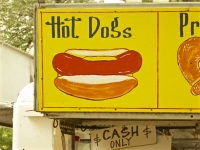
53, 49, 142, 75
52, 48, 142, 100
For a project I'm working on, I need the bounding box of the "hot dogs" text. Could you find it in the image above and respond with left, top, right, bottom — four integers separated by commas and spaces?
45, 16, 132, 38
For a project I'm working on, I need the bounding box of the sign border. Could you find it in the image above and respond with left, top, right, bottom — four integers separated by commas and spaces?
34, 3, 200, 112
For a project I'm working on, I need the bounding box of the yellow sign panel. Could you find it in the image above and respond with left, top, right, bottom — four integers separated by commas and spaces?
35, 5, 200, 112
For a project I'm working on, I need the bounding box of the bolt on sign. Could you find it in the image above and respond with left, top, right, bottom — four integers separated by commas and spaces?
90, 125, 156, 150
35, 3, 200, 112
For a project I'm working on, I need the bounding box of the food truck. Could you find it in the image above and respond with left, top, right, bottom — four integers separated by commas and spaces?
2, 1, 200, 150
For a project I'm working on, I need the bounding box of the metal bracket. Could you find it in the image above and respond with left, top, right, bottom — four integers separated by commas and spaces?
196, 123, 200, 130
60, 120, 75, 135
195, 123, 200, 139
60, 120, 75, 150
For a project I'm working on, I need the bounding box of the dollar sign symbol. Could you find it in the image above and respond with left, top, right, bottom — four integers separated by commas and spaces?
143, 125, 151, 138
94, 134, 101, 146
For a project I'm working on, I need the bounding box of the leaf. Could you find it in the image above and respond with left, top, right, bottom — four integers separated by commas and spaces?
0, 126, 12, 150
0, 0, 94, 52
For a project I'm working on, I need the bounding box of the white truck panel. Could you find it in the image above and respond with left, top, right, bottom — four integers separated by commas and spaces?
12, 83, 54, 150
0, 41, 33, 103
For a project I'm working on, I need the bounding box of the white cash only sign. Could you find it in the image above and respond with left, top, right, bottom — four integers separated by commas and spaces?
91, 125, 156, 150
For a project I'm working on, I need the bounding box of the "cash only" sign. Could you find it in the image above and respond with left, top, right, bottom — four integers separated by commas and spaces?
90, 125, 156, 150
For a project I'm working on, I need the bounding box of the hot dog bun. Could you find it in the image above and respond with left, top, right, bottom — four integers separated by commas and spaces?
53, 49, 142, 75
54, 75, 138, 100
178, 37, 200, 96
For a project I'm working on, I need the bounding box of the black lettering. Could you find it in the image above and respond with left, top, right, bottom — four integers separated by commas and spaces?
94, 134, 101, 146
89, 17, 100, 38
131, 126, 138, 136
45, 16, 64, 38
191, 21, 199, 35
123, 27, 132, 38
115, 139, 121, 147
103, 130, 111, 140
143, 125, 151, 138
121, 127, 130, 138
62, 26, 70, 38
111, 17, 121, 38
180, 13, 188, 37
112, 129, 120, 139
110, 141, 115, 148
122, 138, 127, 147
101, 27, 109, 38
64, 17, 81, 38
126, 136, 132, 145
71, 17, 81, 38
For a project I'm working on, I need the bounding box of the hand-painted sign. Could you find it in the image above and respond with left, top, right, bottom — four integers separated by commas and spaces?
90, 125, 156, 150
45, 16, 132, 39
118, 136, 171, 150
35, 4, 200, 112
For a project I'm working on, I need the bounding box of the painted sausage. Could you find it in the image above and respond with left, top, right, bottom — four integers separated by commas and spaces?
52, 50, 142, 75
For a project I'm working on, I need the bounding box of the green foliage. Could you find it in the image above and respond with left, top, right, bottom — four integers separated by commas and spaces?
73, 0, 95, 3
0, 126, 12, 150
1, 0, 200, 52
55, 0, 95, 2
0, 0, 37, 51
0, 0, 96, 52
